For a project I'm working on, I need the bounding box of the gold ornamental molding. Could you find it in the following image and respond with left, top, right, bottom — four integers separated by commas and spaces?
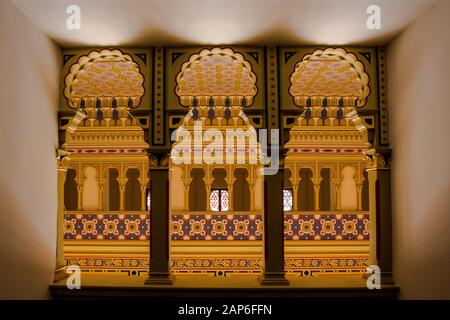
66, 130, 146, 145
289, 130, 368, 144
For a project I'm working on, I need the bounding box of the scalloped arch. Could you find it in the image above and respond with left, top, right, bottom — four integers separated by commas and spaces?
289, 48, 370, 107
64, 49, 144, 109
175, 48, 257, 107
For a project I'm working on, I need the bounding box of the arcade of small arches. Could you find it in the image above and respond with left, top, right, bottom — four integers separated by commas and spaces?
54, 47, 388, 283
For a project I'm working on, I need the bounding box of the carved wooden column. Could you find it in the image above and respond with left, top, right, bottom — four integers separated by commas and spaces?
259, 167, 289, 286
139, 164, 150, 211
247, 165, 257, 211
145, 163, 174, 284
183, 182, 191, 211
334, 178, 342, 210
355, 163, 363, 211
139, 172, 149, 211
226, 172, 236, 211
312, 178, 322, 211
333, 163, 341, 210
75, 181, 83, 211
356, 183, 363, 211
140, 184, 147, 211
181, 165, 191, 211
247, 178, 255, 211
288, 167, 300, 211
292, 184, 298, 211
118, 165, 127, 211
118, 185, 125, 210
365, 149, 393, 284
118, 171, 127, 211
55, 150, 69, 281
97, 177, 106, 210
203, 168, 213, 211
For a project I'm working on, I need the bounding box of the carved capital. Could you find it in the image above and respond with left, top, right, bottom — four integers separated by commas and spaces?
332, 177, 343, 188
245, 177, 257, 187
56, 149, 70, 171
148, 154, 159, 168
118, 178, 128, 187
97, 178, 108, 187
148, 153, 170, 169
311, 178, 322, 186
228, 178, 237, 186
181, 177, 193, 187
160, 154, 170, 168
364, 149, 391, 169
203, 177, 214, 187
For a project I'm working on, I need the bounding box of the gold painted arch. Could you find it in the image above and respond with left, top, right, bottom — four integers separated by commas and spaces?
175, 48, 258, 107
64, 49, 145, 109
289, 48, 370, 107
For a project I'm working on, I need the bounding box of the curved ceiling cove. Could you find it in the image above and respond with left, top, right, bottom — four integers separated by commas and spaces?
289, 48, 370, 107
175, 48, 257, 107
64, 49, 144, 109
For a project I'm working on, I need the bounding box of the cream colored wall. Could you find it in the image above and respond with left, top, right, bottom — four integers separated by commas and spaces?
170, 166, 185, 210
0, 0, 60, 299
388, 0, 450, 299
340, 166, 358, 211
81, 166, 100, 210
253, 171, 262, 211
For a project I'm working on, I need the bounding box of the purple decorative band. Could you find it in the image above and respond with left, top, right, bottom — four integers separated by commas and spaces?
64, 213, 149, 240
284, 214, 369, 240
64, 212, 369, 240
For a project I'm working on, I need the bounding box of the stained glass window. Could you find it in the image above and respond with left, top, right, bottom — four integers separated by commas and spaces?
210, 189, 229, 212
283, 189, 293, 211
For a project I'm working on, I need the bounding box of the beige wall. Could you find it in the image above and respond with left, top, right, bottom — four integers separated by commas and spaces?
0, 0, 449, 300
0, 0, 60, 299
388, 0, 450, 299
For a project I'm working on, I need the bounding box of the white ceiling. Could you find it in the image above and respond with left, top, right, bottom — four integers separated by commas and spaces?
12, 0, 439, 47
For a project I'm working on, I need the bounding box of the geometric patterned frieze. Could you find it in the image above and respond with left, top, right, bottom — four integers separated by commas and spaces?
64, 212, 369, 241
284, 213, 370, 240
64, 256, 368, 275
64, 213, 149, 240
171, 214, 263, 240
